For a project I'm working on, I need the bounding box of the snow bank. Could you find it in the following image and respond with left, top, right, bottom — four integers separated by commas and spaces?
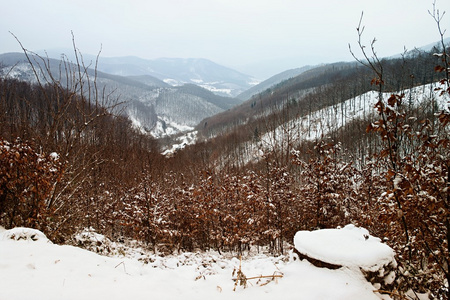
0, 227, 390, 300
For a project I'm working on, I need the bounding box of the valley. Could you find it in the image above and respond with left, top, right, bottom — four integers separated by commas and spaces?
0, 33, 449, 300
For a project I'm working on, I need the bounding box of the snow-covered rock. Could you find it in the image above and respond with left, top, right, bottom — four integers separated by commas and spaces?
294, 224, 397, 291
294, 224, 395, 271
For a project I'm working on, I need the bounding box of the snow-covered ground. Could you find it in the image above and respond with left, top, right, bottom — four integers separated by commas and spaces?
0, 226, 394, 300
150, 116, 195, 139
162, 130, 198, 156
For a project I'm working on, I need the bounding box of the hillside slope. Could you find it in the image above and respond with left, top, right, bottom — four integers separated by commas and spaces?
197, 44, 444, 140
197, 61, 369, 138
236, 65, 314, 101
36, 50, 258, 97
0, 52, 242, 138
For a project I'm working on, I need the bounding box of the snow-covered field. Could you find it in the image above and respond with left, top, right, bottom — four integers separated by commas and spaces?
0, 226, 394, 300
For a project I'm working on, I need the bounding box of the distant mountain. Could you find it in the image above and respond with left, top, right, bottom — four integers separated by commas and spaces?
35, 49, 258, 97
389, 37, 450, 59
236, 65, 315, 101
125, 75, 170, 88
100, 57, 258, 97
414, 37, 450, 52
0, 52, 243, 138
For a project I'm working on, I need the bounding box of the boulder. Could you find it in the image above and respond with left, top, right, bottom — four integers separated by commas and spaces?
293, 224, 397, 290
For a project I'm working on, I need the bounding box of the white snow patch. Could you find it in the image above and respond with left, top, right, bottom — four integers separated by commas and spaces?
163, 78, 182, 86
248, 78, 261, 86
128, 114, 146, 133
162, 131, 198, 156
49, 152, 59, 160
1, 227, 50, 243
150, 116, 194, 139
198, 84, 233, 96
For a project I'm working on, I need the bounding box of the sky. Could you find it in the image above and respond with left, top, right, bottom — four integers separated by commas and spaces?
1, 0, 449, 79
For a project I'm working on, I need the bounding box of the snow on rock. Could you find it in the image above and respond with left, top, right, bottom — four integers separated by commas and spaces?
294, 224, 397, 291
294, 224, 395, 271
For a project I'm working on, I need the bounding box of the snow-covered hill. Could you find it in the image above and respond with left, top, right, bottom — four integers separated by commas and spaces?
225, 82, 449, 167
34, 50, 258, 98
260, 83, 448, 146
96, 57, 258, 98
0, 53, 242, 139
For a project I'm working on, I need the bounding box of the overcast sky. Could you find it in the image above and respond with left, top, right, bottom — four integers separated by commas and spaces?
1, 0, 449, 78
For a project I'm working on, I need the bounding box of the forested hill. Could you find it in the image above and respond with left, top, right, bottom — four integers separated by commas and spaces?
197, 47, 443, 140
235, 65, 315, 101
34, 50, 258, 97
0, 52, 243, 138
